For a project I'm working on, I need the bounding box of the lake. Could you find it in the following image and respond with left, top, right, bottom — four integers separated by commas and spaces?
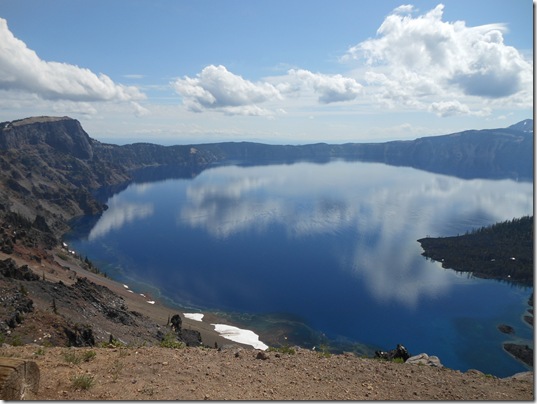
66, 160, 533, 377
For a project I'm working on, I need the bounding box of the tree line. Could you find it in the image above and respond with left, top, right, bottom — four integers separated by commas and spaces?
418, 216, 533, 286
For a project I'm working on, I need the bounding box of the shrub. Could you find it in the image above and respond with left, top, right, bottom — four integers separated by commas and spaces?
63, 350, 81, 365
159, 331, 185, 349
11, 335, 22, 347
82, 350, 96, 362
34, 347, 46, 356
71, 374, 95, 390
318, 344, 331, 358
268, 345, 296, 355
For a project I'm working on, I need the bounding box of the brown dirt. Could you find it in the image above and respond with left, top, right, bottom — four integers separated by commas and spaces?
1, 344, 533, 401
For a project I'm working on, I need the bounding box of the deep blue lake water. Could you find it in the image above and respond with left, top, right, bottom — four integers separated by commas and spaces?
66, 160, 533, 377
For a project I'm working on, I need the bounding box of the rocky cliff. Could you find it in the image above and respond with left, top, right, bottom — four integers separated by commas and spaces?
0, 116, 532, 237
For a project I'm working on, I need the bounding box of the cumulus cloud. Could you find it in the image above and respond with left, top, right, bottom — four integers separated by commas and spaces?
171, 65, 281, 116
285, 69, 362, 103
172, 65, 364, 115
428, 100, 470, 117
344, 4, 532, 114
0, 18, 145, 103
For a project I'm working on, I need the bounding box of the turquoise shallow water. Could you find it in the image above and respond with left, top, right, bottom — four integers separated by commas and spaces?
67, 161, 533, 377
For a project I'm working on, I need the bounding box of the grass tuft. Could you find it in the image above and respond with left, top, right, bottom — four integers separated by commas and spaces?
71, 374, 95, 390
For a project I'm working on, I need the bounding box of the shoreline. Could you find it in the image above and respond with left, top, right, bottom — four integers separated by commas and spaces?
52, 247, 269, 350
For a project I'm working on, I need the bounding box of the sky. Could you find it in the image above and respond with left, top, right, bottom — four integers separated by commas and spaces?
0, 0, 533, 145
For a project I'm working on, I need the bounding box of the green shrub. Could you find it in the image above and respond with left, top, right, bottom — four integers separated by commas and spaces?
63, 349, 96, 364
82, 350, 96, 362
63, 350, 82, 365
159, 332, 185, 349
11, 335, 22, 347
268, 345, 296, 355
34, 347, 46, 356
317, 344, 331, 358
71, 374, 95, 390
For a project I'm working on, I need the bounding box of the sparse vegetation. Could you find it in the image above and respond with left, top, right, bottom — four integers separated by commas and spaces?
71, 374, 95, 390
268, 345, 296, 355
159, 331, 185, 349
102, 335, 126, 348
63, 349, 96, 365
82, 350, 96, 362
34, 347, 46, 356
109, 359, 124, 382
56, 252, 69, 261
10, 335, 22, 346
317, 344, 331, 358
63, 350, 82, 365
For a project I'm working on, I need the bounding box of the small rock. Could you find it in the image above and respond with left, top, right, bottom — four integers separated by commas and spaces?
256, 351, 269, 360
406, 353, 443, 368
498, 324, 515, 334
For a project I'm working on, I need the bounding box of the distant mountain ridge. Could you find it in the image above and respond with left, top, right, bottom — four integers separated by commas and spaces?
508, 119, 533, 132
0, 116, 532, 235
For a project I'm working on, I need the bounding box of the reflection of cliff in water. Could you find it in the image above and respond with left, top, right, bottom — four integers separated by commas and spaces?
136, 125, 534, 186
83, 121, 532, 232
131, 164, 207, 183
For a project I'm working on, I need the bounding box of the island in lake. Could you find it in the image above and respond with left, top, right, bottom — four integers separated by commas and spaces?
418, 216, 533, 367
418, 215, 533, 286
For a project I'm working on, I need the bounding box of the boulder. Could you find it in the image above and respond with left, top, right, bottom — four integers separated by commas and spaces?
64, 324, 95, 347
405, 353, 443, 368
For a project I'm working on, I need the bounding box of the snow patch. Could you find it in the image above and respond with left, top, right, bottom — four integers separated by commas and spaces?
211, 324, 268, 350
184, 313, 204, 322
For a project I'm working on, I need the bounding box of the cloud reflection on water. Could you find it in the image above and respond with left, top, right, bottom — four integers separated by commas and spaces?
88, 193, 154, 240
177, 162, 532, 307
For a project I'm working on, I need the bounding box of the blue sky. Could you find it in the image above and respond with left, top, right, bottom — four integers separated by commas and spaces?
0, 0, 533, 144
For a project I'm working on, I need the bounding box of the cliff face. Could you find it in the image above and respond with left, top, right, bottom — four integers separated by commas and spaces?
0, 117, 123, 234
0, 116, 532, 236
1, 117, 94, 160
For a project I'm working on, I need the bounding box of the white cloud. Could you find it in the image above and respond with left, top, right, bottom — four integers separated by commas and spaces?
286, 69, 362, 103
131, 101, 150, 117
392, 4, 416, 15
428, 100, 491, 118
343, 4, 532, 115
172, 65, 364, 116
0, 18, 145, 103
171, 65, 281, 116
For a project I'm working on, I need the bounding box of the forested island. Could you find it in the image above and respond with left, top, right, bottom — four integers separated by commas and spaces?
418, 216, 533, 286
419, 216, 534, 367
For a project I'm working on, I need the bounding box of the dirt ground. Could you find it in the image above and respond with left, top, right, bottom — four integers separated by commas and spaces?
1, 344, 534, 401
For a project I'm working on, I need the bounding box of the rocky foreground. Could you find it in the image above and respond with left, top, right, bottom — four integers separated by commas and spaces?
1, 344, 534, 401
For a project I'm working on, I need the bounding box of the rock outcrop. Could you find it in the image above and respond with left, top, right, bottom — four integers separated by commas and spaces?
406, 353, 443, 368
